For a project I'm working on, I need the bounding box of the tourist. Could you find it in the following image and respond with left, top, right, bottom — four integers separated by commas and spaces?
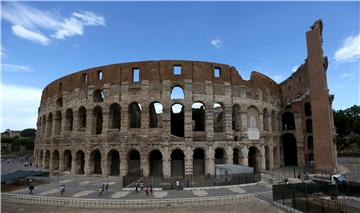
105, 183, 109, 191
98, 186, 103, 197
176, 180, 180, 190
140, 181, 144, 191
134, 182, 139, 193
60, 184, 65, 195
29, 185, 34, 195
149, 185, 153, 194
144, 186, 149, 197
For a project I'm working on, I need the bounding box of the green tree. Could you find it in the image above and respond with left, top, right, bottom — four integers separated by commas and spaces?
20, 128, 37, 138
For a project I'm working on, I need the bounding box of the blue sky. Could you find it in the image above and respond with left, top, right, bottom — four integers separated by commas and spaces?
1, 1, 359, 131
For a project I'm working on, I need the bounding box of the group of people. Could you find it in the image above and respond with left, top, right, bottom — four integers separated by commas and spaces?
134, 181, 153, 196
98, 183, 109, 197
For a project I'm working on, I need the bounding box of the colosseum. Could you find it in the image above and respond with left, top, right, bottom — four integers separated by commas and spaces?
34, 20, 337, 180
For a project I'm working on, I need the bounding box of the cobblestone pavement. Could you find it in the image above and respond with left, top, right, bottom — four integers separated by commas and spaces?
2, 197, 284, 213
10, 175, 270, 200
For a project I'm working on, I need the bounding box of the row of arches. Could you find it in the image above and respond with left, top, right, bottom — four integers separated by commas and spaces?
39, 102, 280, 137
36, 145, 274, 177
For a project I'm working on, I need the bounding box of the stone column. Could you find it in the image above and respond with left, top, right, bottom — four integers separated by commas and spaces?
61, 111, 66, 136
205, 146, 214, 175
295, 114, 305, 167
206, 106, 214, 141
184, 80, 193, 140
120, 154, 128, 177
71, 157, 76, 175
226, 146, 233, 164
102, 107, 110, 135
141, 154, 149, 177
185, 146, 193, 176
49, 151, 54, 170
240, 147, 248, 166
269, 146, 274, 170
84, 151, 91, 175
258, 146, 266, 171
163, 158, 171, 178
59, 151, 64, 172
102, 157, 108, 177
85, 107, 92, 136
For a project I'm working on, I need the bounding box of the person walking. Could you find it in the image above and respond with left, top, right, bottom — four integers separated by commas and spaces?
134, 182, 139, 193
98, 186, 104, 197
144, 186, 149, 197
176, 180, 180, 190
105, 183, 109, 191
29, 185, 34, 195
149, 185, 153, 194
140, 181, 144, 191
60, 185, 65, 195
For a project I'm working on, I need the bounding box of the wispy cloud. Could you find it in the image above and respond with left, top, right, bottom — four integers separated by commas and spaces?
341, 72, 355, 80
2, 63, 32, 72
334, 34, 360, 63
1, 84, 42, 131
291, 65, 299, 73
272, 74, 285, 83
2, 2, 105, 45
210, 38, 223, 48
12, 25, 50, 45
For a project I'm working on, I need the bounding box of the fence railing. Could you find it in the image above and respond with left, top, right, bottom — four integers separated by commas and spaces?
272, 182, 360, 212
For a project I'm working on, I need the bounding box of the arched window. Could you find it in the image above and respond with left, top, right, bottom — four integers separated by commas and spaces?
128, 102, 141, 128
232, 104, 241, 131
282, 112, 295, 130
214, 103, 225, 132
109, 103, 121, 130
307, 136, 313, 150
65, 109, 73, 131
171, 86, 184, 100
263, 108, 269, 131
56, 97, 63, 108
93, 106, 103, 134
55, 111, 62, 135
47, 113, 53, 136
304, 102, 312, 116
149, 102, 163, 128
93, 89, 104, 102
271, 110, 277, 132
78, 107, 87, 129
192, 102, 205, 131
306, 119, 313, 133
171, 103, 184, 137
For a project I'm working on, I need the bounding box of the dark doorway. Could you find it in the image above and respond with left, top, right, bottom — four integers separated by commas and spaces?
171, 104, 184, 137
233, 148, 239, 165
282, 133, 298, 166
76, 150, 85, 174
128, 150, 141, 175
91, 150, 102, 174
149, 150, 163, 176
214, 148, 226, 164
171, 149, 185, 177
108, 150, 120, 176
129, 102, 141, 128
63, 150, 72, 171
192, 102, 205, 131
193, 148, 205, 175
282, 112, 295, 130
248, 147, 257, 168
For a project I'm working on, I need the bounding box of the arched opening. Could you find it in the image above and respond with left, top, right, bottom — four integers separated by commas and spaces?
44, 150, 50, 169
193, 148, 205, 175
55, 111, 62, 135
171, 103, 184, 137
93, 106, 103, 134
52, 150, 59, 170
63, 150, 72, 171
39, 150, 44, 168
78, 107, 87, 130
282, 112, 295, 130
247, 106, 260, 129
233, 148, 239, 164
128, 102, 141, 128
307, 136, 313, 150
248, 146, 257, 169
149, 150, 163, 176
214, 103, 225, 132
214, 148, 226, 164
65, 109, 73, 131
75, 150, 85, 174
171, 149, 185, 177
108, 150, 120, 176
263, 108, 269, 131
306, 119, 313, 133
265, 146, 270, 170
232, 104, 241, 131
149, 102, 163, 128
282, 133, 298, 166
93, 89, 104, 102
109, 103, 121, 130
56, 97, 63, 108
47, 113, 53, 136
42, 115, 46, 136
192, 102, 205, 131
90, 150, 102, 174
128, 150, 140, 175
304, 102, 312, 116
170, 86, 184, 99
271, 110, 277, 132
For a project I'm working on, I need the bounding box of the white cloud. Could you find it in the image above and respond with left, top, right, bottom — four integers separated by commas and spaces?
291, 65, 299, 73
12, 25, 50, 46
272, 75, 285, 83
1, 84, 42, 131
341, 72, 355, 80
334, 34, 360, 63
2, 63, 32, 72
210, 38, 223, 48
2, 2, 105, 45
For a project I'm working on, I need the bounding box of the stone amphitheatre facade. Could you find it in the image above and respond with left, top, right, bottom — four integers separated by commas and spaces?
34, 20, 337, 178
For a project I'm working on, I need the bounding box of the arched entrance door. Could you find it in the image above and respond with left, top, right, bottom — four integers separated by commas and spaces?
75, 150, 85, 174
63, 150, 72, 171
128, 150, 141, 175
193, 148, 205, 175
282, 133, 298, 166
214, 148, 226, 164
171, 149, 185, 177
90, 150, 102, 174
149, 150, 163, 176
248, 146, 257, 169
108, 150, 120, 176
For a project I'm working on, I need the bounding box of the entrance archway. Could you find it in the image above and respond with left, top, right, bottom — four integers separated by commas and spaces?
75, 150, 85, 174
108, 150, 120, 176
282, 133, 298, 166
63, 150, 72, 171
44, 150, 50, 169
171, 149, 185, 177
233, 148, 239, 165
149, 150, 163, 176
52, 150, 60, 170
128, 150, 141, 175
193, 148, 205, 175
214, 148, 226, 164
90, 150, 102, 174
248, 146, 257, 168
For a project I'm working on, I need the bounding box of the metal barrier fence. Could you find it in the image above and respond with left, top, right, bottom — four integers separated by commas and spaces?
272, 182, 360, 212
129, 172, 260, 189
